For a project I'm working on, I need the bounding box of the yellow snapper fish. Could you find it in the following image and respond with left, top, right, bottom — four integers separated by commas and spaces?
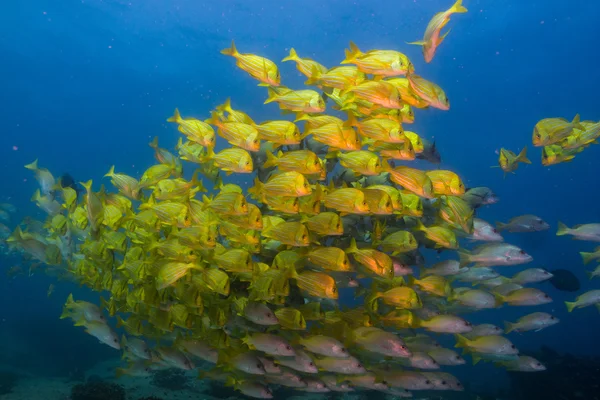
425, 170, 465, 196
497, 147, 531, 174
342, 41, 414, 77
265, 87, 326, 113
216, 98, 256, 125
541, 144, 583, 166
255, 120, 302, 146
305, 66, 367, 90
167, 108, 216, 148
407, 74, 450, 110
25, 159, 56, 197
206, 112, 260, 152
532, 114, 585, 146
408, 0, 468, 63
201, 147, 254, 174
560, 120, 600, 149
309, 122, 362, 151
264, 150, 323, 175
281, 48, 327, 79
342, 81, 403, 110
221, 40, 281, 86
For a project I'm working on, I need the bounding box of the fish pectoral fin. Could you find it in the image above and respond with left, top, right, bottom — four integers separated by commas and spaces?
407, 40, 427, 45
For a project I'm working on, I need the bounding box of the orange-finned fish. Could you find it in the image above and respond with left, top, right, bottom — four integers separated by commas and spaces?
221, 40, 281, 86
408, 0, 468, 63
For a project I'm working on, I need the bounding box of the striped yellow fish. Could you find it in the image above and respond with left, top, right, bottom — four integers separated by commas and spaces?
156, 262, 199, 290
342, 41, 414, 77
203, 192, 248, 216
346, 238, 393, 279
303, 212, 344, 236
366, 185, 403, 212
216, 98, 256, 125
307, 247, 351, 272
407, 74, 450, 110
533, 114, 585, 146
305, 66, 367, 90
264, 150, 323, 175
408, 0, 468, 63
292, 270, 338, 299
264, 196, 300, 214
249, 172, 312, 202
324, 188, 370, 214
104, 166, 141, 200
206, 112, 260, 152
281, 48, 327, 79
310, 122, 361, 151
426, 170, 465, 196
386, 78, 429, 108
167, 108, 216, 148
347, 113, 405, 143
262, 221, 310, 247
386, 166, 434, 199
221, 40, 281, 86
265, 87, 326, 113
342, 81, 403, 110
255, 120, 301, 145
333, 151, 382, 176
362, 188, 393, 215
202, 147, 253, 174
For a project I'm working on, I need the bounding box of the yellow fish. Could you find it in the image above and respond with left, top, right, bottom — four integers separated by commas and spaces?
206, 112, 260, 152
408, 0, 468, 63
167, 108, 216, 148
255, 120, 301, 146
281, 48, 327, 79
342, 41, 414, 77
249, 172, 312, 201
386, 165, 434, 198
542, 144, 583, 166
407, 74, 449, 110
310, 122, 362, 151
498, 147, 531, 173
303, 212, 344, 236
324, 188, 370, 215
202, 147, 253, 174
265, 87, 326, 113
331, 151, 382, 176
533, 114, 585, 146
221, 40, 280, 86
215, 98, 256, 125
264, 150, 323, 175
305, 66, 367, 90
342, 81, 403, 110
425, 170, 465, 196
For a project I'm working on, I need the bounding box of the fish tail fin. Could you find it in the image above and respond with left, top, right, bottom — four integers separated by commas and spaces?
104, 165, 115, 178
493, 293, 504, 308
580, 252, 594, 265
342, 41, 362, 64
24, 159, 39, 170
304, 65, 323, 86
167, 108, 182, 123
471, 354, 482, 365
263, 150, 279, 169
556, 221, 570, 236
149, 136, 159, 149
565, 301, 577, 313
220, 40, 239, 57
454, 334, 470, 351
517, 146, 532, 164
503, 321, 515, 334
407, 40, 427, 46
281, 47, 299, 62
264, 87, 281, 104
205, 111, 220, 126
247, 177, 265, 202
572, 113, 585, 131
216, 98, 232, 113
451, 0, 468, 13
586, 271, 595, 280
116, 315, 125, 328
120, 334, 128, 349
495, 221, 506, 232
346, 237, 359, 254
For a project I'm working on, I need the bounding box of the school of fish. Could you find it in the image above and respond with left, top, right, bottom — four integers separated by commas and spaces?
4, 1, 600, 398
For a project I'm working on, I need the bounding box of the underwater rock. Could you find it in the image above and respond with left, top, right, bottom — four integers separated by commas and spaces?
150, 368, 189, 390
71, 381, 126, 400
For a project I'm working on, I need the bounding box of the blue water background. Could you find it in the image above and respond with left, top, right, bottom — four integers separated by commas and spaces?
1, 0, 599, 388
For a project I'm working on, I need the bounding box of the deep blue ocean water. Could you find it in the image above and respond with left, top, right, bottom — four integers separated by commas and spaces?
1, 0, 599, 394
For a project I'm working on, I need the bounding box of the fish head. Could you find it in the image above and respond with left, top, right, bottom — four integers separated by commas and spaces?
532, 125, 546, 146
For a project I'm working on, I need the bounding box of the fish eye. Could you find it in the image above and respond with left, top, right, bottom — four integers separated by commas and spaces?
309, 362, 314, 367
550, 315, 555, 319
536, 362, 542, 367
266, 312, 273, 318
510, 345, 516, 349
340, 347, 347, 353
285, 345, 292, 351
113, 338, 118, 343
492, 228, 498, 233
356, 363, 363, 369
441, 380, 447, 385
257, 363, 263, 369
455, 355, 461, 360
544, 294, 550, 298
519, 250, 525, 255
426, 380, 432, 385
332, 287, 337, 293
